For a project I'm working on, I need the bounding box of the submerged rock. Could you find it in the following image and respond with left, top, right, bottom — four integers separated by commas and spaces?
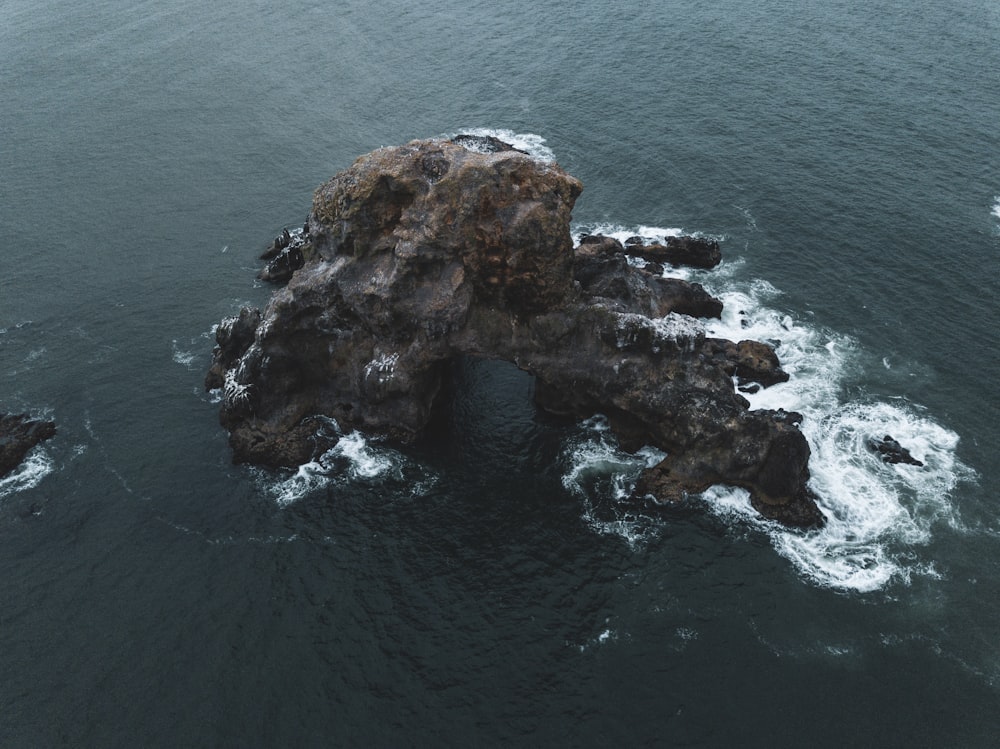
208, 136, 824, 527
0, 413, 56, 478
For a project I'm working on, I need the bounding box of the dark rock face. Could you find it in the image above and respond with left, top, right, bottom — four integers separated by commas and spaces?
623, 235, 722, 269
258, 227, 308, 283
869, 435, 924, 466
208, 137, 823, 527
0, 413, 56, 478
706, 338, 790, 388
573, 235, 723, 319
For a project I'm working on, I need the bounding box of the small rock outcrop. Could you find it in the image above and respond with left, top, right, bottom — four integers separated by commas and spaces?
622, 234, 723, 269
0, 413, 56, 478
207, 136, 824, 528
869, 435, 924, 467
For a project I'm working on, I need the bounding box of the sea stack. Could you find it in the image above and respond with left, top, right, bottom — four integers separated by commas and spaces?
207, 135, 824, 528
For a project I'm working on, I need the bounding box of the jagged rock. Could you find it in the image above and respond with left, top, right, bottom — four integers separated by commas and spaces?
261, 228, 293, 261
258, 227, 312, 283
205, 307, 262, 391
449, 133, 527, 154
0, 413, 56, 478
572, 235, 723, 319
869, 435, 924, 466
707, 338, 790, 388
624, 235, 722, 269
258, 244, 304, 283
207, 136, 823, 526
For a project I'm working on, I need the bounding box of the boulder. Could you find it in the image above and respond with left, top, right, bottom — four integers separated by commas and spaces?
706, 338, 790, 388
573, 235, 723, 319
207, 136, 823, 527
624, 235, 723, 269
868, 435, 924, 466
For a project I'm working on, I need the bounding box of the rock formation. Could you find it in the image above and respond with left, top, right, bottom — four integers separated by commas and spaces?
207, 135, 824, 528
0, 413, 56, 479
868, 435, 924, 467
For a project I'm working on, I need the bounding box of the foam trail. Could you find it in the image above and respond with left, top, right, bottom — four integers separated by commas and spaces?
0, 450, 54, 499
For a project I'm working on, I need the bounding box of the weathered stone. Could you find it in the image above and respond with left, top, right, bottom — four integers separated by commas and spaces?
624, 235, 722, 269
869, 435, 924, 466
207, 136, 823, 527
706, 338, 790, 388
572, 235, 723, 319
0, 413, 56, 478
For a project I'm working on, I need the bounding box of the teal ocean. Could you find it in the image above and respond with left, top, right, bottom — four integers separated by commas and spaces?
3, 0, 999, 745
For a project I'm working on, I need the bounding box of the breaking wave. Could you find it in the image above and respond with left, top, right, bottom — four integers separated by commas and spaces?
0, 449, 54, 500
561, 416, 666, 549
447, 127, 556, 162
559, 223, 977, 592
260, 428, 435, 508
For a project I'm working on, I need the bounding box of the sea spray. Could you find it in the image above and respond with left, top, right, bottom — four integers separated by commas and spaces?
561, 416, 666, 548
0, 449, 54, 500
447, 127, 557, 162
559, 223, 976, 591
260, 430, 436, 508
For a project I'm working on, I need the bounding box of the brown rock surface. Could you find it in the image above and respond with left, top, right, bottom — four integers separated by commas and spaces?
207, 136, 823, 527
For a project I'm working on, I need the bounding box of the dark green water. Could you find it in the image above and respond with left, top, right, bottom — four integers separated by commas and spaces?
2, 0, 999, 745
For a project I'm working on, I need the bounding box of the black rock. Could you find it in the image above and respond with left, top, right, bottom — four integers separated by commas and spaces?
0, 413, 56, 478
208, 138, 820, 526
869, 435, 924, 466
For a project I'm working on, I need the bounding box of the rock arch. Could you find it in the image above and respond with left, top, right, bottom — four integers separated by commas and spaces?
207, 136, 823, 528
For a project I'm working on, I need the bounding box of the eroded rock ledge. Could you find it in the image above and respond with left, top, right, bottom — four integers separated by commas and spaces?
207, 136, 824, 528
0, 413, 56, 479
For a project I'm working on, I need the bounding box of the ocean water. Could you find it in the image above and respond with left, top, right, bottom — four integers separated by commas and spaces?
2, 0, 999, 745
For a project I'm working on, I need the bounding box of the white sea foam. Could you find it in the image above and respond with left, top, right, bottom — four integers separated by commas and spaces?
171, 339, 196, 367
992, 195, 1000, 221
700, 281, 976, 592
449, 128, 556, 162
577, 622, 620, 652
266, 459, 332, 508
572, 223, 688, 246
262, 430, 410, 508
560, 223, 976, 592
0, 449, 54, 499
324, 431, 398, 479
561, 418, 666, 548
571, 223, 727, 280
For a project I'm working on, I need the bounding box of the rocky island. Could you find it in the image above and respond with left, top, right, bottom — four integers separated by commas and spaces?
207, 136, 825, 528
